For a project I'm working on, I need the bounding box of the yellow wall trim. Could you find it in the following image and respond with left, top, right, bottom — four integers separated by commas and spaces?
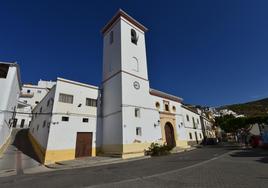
0, 134, 11, 156
28, 132, 46, 163
45, 147, 96, 164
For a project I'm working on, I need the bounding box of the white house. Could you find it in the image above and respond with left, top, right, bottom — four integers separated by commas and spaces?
14, 80, 56, 129
181, 105, 204, 145
29, 10, 214, 164
29, 77, 99, 164
0, 62, 21, 153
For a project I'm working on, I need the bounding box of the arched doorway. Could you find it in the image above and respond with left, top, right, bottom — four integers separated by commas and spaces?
165, 122, 176, 147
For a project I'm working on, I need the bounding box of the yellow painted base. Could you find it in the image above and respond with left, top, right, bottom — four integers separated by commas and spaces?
28, 132, 46, 163
45, 147, 96, 164
101, 142, 165, 159
28, 132, 96, 164
176, 140, 191, 148
0, 134, 11, 156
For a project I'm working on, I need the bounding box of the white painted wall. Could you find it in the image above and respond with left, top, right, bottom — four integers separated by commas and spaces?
46, 78, 99, 151
30, 86, 56, 149
0, 64, 20, 148
15, 103, 32, 128
181, 106, 203, 142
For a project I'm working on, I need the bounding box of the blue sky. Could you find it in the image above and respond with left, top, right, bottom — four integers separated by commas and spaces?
1, 0, 268, 107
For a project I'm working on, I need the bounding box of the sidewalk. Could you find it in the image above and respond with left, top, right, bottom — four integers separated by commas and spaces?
45, 156, 150, 170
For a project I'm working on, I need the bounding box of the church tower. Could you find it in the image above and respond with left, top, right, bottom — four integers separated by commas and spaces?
101, 10, 161, 158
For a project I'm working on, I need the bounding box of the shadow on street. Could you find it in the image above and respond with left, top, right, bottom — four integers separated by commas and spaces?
230, 148, 268, 164
12, 129, 41, 163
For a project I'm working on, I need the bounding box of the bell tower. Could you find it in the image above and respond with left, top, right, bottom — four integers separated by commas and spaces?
101, 9, 160, 157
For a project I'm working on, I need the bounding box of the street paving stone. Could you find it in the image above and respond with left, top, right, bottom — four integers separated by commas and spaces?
0, 145, 267, 188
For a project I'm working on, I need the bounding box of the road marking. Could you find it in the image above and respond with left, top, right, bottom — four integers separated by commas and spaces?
86, 151, 232, 188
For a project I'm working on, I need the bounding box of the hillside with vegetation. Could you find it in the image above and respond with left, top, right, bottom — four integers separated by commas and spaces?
220, 98, 268, 117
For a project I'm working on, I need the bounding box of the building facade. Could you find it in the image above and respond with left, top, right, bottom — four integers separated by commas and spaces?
29, 78, 99, 164
0, 62, 21, 152
14, 80, 56, 129
29, 10, 215, 164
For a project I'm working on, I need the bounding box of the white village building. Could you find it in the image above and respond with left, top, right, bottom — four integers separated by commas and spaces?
0, 62, 21, 153
14, 80, 56, 129
29, 78, 99, 164
29, 10, 214, 164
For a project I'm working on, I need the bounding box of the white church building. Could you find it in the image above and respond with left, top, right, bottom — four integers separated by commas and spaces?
29, 10, 206, 164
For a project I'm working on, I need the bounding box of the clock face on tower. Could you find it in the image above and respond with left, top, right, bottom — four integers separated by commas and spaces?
133, 81, 140, 90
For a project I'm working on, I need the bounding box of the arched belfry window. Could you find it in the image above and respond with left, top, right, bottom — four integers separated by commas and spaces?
131, 29, 138, 45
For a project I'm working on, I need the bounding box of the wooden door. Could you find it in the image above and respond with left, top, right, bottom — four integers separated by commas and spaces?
75, 132, 92, 158
165, 123, 176, 147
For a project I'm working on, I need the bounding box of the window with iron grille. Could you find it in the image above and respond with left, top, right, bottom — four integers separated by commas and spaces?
59, 93, 73, 104
86, 98, 97, 107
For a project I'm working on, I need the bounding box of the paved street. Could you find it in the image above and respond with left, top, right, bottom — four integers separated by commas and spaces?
0, 129, 43, 177
0, 144, 267, 188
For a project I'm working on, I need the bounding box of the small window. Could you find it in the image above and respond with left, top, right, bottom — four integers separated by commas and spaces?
109, 31, 114, 44
62, 116, 69, 122
35, 101, 39, 104
165, 104, 169, 111
172, 106, 176, 112
40, 107, 42, 113
0, 64, 9, 78
136, 127, 142, 136
197, 118, 199, 124
131, 29, 138, 45
37, 90, 42, 93
27, 89, 31, 93
20, 119, 25, 128
200, 133, 202, 139
135, 108, 140, 118
192, 117, 196, 129
47, 100, 50, 107
59, 93, 73, 104
189, 133, 192, 140
82, 118, 89, 123
43, 120, 46, 128
86, 98, 97, 107
186, 115, 190, 121
24, 100, 27, 104
155, 102, 160, 109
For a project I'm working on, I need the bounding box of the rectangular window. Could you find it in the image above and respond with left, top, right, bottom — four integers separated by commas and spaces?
164, 101, 170, 112
43, 120, 46, 128
189, 133, 192, 140
186, 115, 189, 121
37, 90, 42, 93
135, 108, 140, 118
192, 117, 196, 129
86, 98, 97, 107
62, 116, 69, 122
0, 64, 9, 78
47, 99, 50, 107
82, 118, 89, 123
59, 93, 73, 104
136, 127, 142, 136
20, 119, 25, 128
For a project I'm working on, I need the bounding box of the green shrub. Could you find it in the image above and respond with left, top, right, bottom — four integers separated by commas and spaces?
146, 143, 173, 156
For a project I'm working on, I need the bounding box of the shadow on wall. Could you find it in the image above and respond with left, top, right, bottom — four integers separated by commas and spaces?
12, 129, 41, 163
230, 148, 268, 164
